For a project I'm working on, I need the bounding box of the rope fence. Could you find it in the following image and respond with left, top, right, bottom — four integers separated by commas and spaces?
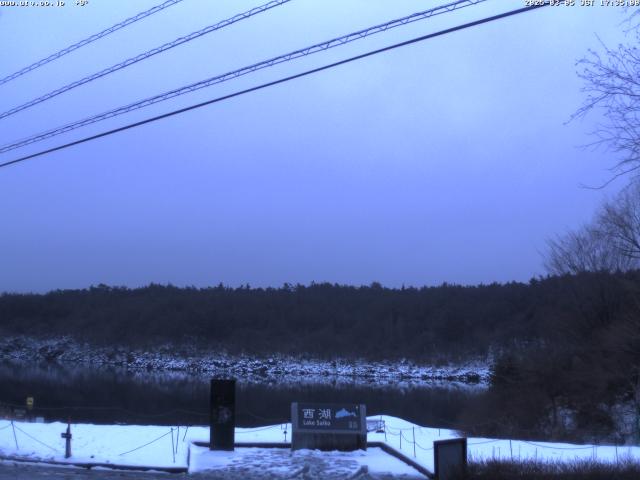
1, 416, 189, 463
118, 429, 173, 457
522, 440, 597, 451
469, 439, 502, 446
3, 400, 628, 441
235, 425, 281, 434
380, 422, 635, 461
414, 441, 433, 452
11, 422, 58, 452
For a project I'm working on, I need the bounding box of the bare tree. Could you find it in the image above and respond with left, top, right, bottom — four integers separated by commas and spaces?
598, 181, 640, 259
545, 223, 633, 275
574, 23, 640, 181
546, 182, 640, 275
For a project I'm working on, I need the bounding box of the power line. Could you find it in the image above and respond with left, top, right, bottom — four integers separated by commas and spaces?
0, 0, 486, 154
0, 0, 185, 86
0, 0, 486, 153
0, 3, 550, 170
0, 0, 292, 121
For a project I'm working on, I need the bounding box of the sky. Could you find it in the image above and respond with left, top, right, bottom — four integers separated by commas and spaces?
0, 0, 635, 293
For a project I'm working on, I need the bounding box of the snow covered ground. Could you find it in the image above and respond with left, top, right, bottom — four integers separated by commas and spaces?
0, 336, 489, 386
189, 445, 422, 478
0, 415, 638, 477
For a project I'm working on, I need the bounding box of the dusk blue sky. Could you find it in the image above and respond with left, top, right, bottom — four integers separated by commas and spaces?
0, 0, 633, 293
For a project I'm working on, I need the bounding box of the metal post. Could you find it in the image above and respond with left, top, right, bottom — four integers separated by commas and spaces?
412, 427, 416, 458
171, 428, 175, 463
60, 422, 72, 458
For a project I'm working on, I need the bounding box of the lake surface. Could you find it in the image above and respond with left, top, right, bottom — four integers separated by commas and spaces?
0, 361, 483, 429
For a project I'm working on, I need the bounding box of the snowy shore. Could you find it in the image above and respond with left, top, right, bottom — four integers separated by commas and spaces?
0, 336, 490, 386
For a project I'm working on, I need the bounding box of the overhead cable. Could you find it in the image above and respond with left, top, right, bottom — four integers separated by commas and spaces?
0, 2, 551, 170
0, 0, 486, 154
0, 0, 185, 86
0, 0, 292, 121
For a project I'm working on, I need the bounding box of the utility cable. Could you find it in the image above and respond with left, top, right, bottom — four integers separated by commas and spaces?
0, 2, 550, 169
0, 0, 486, 154
0, 0, 185, 86
0, 0, 292, 121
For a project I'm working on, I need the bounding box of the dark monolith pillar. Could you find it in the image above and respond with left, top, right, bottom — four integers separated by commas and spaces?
209, 379, 235, 451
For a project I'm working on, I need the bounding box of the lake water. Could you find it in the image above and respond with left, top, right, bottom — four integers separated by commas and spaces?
0, 361, 483, 429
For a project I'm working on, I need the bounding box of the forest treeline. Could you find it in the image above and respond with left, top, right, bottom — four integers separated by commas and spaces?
0, 272, 637, 363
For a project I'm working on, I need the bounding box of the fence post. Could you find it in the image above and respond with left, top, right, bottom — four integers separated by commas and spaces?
61, 421, 72, 458
11, 420, 18, 450
412, 427, 416, 458
175, 427, 179, 455
171, 428, 175, 464
509, 439, 513, 460
399, 430, 402, 450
